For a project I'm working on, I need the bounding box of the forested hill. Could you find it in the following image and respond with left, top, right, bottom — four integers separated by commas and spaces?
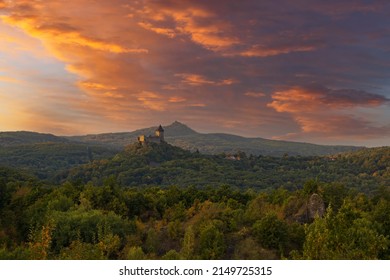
0, 141, 117, 181
66, 142, 389, 194
68, 121, 362, 156
0, 131, 68, 146
0, 129, 387, 192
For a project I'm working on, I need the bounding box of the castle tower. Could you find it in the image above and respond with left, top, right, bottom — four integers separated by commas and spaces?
155, 125, 164, 141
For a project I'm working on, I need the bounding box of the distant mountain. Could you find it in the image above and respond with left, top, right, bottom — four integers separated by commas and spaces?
0, 132, 117, 181
0, 131, 68, 147
68, 121, 363, 156
67, 121, 197, 148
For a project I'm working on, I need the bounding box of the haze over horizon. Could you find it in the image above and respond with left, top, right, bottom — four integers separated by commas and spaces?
1, 1, 389, 147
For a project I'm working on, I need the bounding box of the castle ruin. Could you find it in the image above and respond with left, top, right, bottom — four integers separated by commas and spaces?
138, 125, 165, 145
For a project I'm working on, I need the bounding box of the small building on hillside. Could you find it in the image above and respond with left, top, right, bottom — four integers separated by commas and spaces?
138, 125, 165, 145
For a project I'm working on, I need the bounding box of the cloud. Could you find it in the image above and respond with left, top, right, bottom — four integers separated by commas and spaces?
137, 91, 168, 111
189, 103, 206, 107
268, 85, 390, 139
138, 22, 176, 38
169, 96, 186, 103
2, 15, 147, 54
175, 73, 238, 86
240, 45, 317, 57
176, 73, 216, 86
245, 91, 266, 98
138, 1, 239, 51
268, 85, 389, 113
79, 82, 118, 91
0, 0, 389, 146
0, 75, 20, 84
135, 0, 327, 57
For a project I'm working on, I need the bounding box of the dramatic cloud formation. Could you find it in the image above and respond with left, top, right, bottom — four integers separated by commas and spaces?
0, 0, 389, 146
268, 85, 390, 141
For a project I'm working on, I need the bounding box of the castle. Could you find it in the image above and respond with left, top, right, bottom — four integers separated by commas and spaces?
138, 125, 165, 145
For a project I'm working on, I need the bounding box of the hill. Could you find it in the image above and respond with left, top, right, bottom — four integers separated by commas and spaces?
0, 131, 68, 147
68, 121, 362, 156
66, 142, 389, 193
0, 142, 117, 181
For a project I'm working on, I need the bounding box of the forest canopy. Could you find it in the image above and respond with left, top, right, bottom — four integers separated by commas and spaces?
0, 143, 389, 260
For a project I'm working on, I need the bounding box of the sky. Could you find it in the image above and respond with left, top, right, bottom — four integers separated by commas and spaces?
0, 0, 389, 146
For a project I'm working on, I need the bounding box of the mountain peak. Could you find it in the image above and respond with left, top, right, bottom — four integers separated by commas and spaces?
164, 121, 198, 136
170, 120, 187, 127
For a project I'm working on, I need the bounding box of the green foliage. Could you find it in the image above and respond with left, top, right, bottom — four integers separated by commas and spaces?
0, 143, 389, 260
233, 237, 266, 259
181, 226, 195, 259
198, 223, 226, 259
49, 209, 134, 255
252, 213, 288, 252
162, 249, 181, 260
66, 144, 388, 194
303, 180, 319, 196
0, 142, 116, 181
126, 246, 147, 260
59, 240, 105, 260
303, 203, 388, 259
0, 246, 31, 260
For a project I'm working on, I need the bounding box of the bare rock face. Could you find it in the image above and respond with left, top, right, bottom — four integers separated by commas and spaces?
308, 193, 325, 220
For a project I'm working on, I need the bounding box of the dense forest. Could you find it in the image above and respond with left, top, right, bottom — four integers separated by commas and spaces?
0, 141, 389, 260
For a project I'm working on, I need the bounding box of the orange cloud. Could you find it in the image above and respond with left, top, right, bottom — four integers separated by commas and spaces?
138, 4, 239, 51
176, 73, 215, 86
79, 82, 118, 91
268, 85, 389, 137
0, 75, 20, 84
137, 91, 167, 111
219, 78, 238, 85
268, 85, 388, 114
1, 15, 147, 54
169, 96, 186, 103
240, 45, 317, 57
189, 103, 207, 107
0, 18, 48, 57
138, 22, 176, 38
176, 73, 238, 86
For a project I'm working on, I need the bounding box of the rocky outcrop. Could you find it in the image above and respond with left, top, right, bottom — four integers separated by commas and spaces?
308, 193, 325, 220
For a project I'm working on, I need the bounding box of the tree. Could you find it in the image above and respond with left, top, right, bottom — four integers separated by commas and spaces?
180, 226, 195, 259
198, 223, 225, 259
252, 213, 288, 253
126, 246, 146, 260
162, 250, 181, 260
303, 203, 388, 259
302, 179, 319, 196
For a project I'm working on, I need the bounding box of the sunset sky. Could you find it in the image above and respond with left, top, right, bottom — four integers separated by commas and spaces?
0, 0, 389, 146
